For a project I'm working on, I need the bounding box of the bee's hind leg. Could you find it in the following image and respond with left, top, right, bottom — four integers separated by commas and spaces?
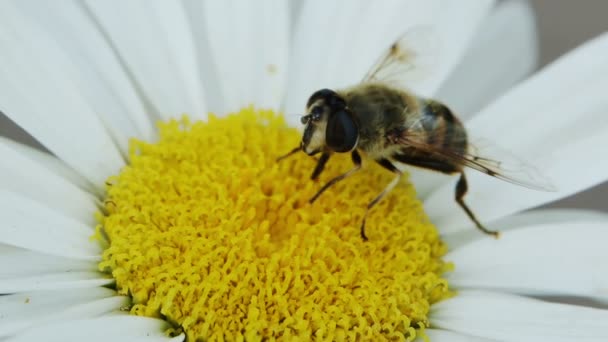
455, 172, 500, 238
360, 159, 403, 241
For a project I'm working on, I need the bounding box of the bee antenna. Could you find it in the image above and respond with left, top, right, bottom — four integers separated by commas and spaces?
300, 114, 312, 124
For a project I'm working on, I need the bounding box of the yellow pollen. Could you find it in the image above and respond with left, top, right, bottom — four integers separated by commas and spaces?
98, 108, 453, 341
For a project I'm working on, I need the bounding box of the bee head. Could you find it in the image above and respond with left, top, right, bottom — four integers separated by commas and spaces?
301, 89, 359, 155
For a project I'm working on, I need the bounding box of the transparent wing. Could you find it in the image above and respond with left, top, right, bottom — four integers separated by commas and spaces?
362, 26, 440, 87
397, 130, 557, 192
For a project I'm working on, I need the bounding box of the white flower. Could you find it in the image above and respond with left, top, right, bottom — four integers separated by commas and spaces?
1, 1, 607, 341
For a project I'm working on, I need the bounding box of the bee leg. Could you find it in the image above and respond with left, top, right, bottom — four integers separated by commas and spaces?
276, 146, 301, 162
311, 152, 331, 180
309, 150, 361, 203
360, 159, 402, 240
455, 172, 500, 238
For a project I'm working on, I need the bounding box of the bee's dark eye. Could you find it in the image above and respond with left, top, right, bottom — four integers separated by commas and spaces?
326, 110, 358, 152
311, 106, 323, 121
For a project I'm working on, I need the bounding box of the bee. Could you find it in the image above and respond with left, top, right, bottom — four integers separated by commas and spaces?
278, 30, 554, 241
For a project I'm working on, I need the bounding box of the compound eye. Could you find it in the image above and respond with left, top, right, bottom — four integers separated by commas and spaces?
311, 106, 323, 121
326, 110, 358, 152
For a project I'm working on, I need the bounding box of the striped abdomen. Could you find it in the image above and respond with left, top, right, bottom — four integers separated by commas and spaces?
393, 99, 468, 174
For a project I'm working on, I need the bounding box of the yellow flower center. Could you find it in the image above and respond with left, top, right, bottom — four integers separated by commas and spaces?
97, 108, 453, 341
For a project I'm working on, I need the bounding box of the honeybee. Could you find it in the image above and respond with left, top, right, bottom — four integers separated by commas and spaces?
278, 30, 554, 240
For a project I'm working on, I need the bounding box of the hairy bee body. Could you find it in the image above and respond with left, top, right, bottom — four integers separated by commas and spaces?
279, 32, 551, 240
288, 83, 489, 240
338, 83, 467, 174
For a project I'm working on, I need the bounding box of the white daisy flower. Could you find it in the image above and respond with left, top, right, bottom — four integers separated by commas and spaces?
1, 1, 607, 341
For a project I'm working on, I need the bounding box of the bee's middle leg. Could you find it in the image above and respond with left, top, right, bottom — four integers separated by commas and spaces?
360, 159, 402, 240
309, 150, 361, 203
455, 172, 499, 238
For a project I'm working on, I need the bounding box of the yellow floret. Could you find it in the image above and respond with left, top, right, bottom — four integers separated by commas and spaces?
98, 108, 453, 341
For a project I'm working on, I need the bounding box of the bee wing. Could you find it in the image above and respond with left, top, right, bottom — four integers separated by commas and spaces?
362, 27, 439, 87
397, 131, 557, 192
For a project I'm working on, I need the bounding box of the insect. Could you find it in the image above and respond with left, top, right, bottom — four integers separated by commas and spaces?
278, 30, 555, 241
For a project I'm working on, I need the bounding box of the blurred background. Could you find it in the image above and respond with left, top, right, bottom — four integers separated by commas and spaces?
1, 0, 607, 211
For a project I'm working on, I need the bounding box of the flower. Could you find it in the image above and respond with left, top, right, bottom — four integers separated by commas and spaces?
1, 1, 608, 342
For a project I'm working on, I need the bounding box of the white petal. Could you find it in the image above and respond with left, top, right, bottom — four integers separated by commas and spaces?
0, 137, 94, 194
406, 169, 457, 205
432, 290, 608, 342
7, 316, 184, 342
418, 329, 499, 342
0, 245, 107, 294
285, 0, 494, 125
288, 0, 304, 31
467, 31, 608, 152
0, 244, 96, 279
0, 4, 126, 188
0, 140, 98, 225
443, 208, 608, 250
0, 288, 122, 337
84, 0, 206, 120
181, 0, 225, 114
446, 221, 608, 301
0, 191, 101, 260
0, 272, 112, 294
11, 1, 157, 150
200, 0, 289, 113
437, 0, 538, 118
425, 32, 608, 232
410, 0, 496, 97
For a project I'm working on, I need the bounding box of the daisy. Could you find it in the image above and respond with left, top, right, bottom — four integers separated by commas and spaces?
1, 0, 607, 341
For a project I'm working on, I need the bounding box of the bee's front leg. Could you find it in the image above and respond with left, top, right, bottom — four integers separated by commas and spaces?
309, 150, 361, 203
310, 152, 331, 180
276, 146, 302, 162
